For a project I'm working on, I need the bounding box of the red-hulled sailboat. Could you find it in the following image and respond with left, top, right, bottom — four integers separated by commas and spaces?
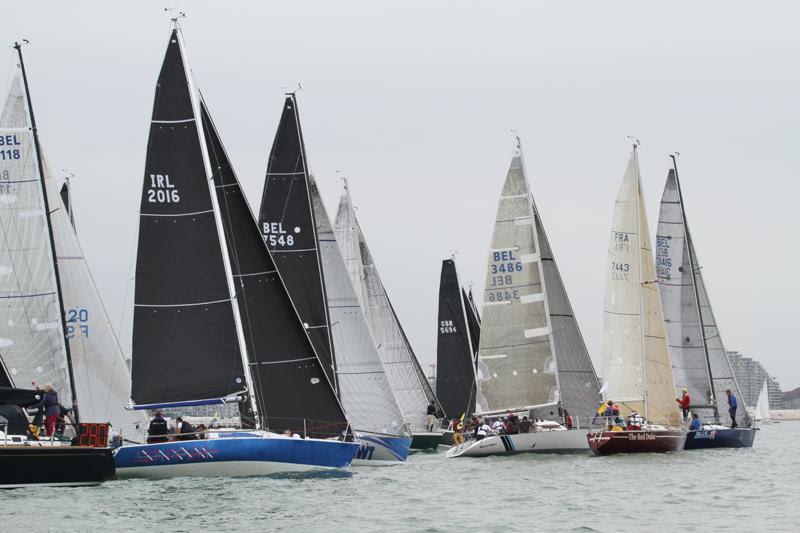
587, 143, 683, 455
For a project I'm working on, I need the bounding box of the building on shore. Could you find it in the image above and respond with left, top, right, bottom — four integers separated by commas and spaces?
727, 351, 783, 409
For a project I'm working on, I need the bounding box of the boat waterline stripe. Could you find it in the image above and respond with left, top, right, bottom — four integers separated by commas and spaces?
152, 118, 195, 124
136, 297, 232, 308
141, 209, 214, 218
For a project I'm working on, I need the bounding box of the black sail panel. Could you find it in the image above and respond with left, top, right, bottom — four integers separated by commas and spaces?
257, 96, 336, 390
131, 30, 245, 406
436, 259, 476, 418
200, 100, 347, 436
463, 288, 481, 359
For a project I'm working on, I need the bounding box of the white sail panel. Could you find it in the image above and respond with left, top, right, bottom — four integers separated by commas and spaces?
311, 178, 405, 435
476, 153, 556, 413
44, 160, 145, 433
0, 75, 72, 404
335, 184, 438, 432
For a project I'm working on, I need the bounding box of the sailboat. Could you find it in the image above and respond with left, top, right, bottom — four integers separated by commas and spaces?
335, 183, 444, 451
258, 96, 411, 464
113, 25, 358, 478
752, 381, 771, 422
0, 43, 116, 487
435, 258, 479, 424
656, 156, 757, 449
587, 144, 684, 455
448, 139, 601, 458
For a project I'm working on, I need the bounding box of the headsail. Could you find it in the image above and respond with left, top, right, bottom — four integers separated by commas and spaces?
131, 29, 246, 407
0, 67, 73, 408
312, 178, 404, 434
257, 96, 336, 391
436, 258, 477, 418
602, 147, 678, 426
335, 184, 440, 431
656, 163, 751, 426
200, 99, 348, 434
475, 148, 557, 414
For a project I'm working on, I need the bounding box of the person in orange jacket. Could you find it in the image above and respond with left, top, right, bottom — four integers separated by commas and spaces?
676, 387, 691, 422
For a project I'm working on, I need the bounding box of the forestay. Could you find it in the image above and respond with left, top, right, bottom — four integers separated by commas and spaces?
656, 167, 750, 427
312, 178, 404, 434
335, 185, 439, 431
602, 148, 677, 426
0, 74, 72, 407
476, 150, 556, 414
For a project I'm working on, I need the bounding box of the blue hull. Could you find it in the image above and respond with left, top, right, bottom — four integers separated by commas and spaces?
354, 433, 412, 464
684, 427, 756, 449
114, 435, 359, 478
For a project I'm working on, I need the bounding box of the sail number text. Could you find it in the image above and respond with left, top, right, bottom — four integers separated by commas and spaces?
262, 222, 296, 247
0, 134, 21, 161
440, 320, 457, 334
66, 308, 89, 338
611, 261, 630, 281
655, 237, 672, 278
488, 251, 523, 302
147, 174, 180, 203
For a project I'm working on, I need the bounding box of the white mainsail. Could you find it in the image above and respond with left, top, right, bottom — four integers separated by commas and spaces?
335, 183, 439, 432
44, 162, 145, 432
311, 178, 405, 435
754, 381, 770, 421
602, 147, 678, 426
0, 74, 72, 405
656, 164, 751, 427
475, 146, 558, 414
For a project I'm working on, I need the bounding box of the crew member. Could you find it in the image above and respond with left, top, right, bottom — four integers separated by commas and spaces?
688, 413, 702, 431
147, 411, 169, 443
176, 416, 195, 441
426, 401, 437, 432
726, 389, 738, 428
676, 387, 691, 422
30, 382, 60, 437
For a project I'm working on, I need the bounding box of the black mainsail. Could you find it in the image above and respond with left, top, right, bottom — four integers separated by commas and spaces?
436, 259, 478, 418
257, 96, 337, 392
131, 30, 247, 407
200, 99, 348, 434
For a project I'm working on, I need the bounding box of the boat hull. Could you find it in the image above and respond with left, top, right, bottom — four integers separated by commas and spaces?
446, 429, 589, 458
587, 429, 683, 455
352, 432, 412, 465
114, 435, 359, 479
684, 427, 756, 449
0, 445, 115, 489
410, 432, 442, 450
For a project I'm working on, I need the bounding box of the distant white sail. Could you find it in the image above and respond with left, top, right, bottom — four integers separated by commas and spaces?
335, 183, 439, 432
602, 147, 678, 426
0, 75, 72, 405
311, 178, 405, 435
755, 381, 770, 421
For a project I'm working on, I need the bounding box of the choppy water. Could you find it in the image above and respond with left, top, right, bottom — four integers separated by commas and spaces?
5, 423, 799, 532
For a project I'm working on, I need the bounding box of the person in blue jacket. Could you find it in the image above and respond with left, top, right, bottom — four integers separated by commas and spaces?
688, 413, 702, 431
30, 382, 61, 436
726, 389, 738, 428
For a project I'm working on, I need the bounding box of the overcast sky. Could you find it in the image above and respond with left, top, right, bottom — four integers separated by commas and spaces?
2, 1, 797, 389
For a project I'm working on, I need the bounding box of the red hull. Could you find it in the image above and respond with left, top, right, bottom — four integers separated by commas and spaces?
587, 430, 683, 455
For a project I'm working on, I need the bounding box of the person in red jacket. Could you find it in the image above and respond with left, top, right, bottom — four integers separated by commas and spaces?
676, 388, 691, 422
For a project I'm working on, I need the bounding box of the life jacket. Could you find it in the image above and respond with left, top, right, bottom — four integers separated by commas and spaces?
565, 415, 573, 429
679, 394, 691, 409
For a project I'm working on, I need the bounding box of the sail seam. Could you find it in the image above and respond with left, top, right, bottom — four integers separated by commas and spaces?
135, 298, 231, 308
140, 209, 214, 217
0, 291, 57, 299
250, 356, 316, 365
151, 118, 194, 124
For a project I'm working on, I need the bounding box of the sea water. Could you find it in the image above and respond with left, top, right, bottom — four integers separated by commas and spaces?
5, 423, 798, 532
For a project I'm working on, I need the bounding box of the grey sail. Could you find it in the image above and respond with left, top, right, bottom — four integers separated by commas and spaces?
0, 74, 73, 408
476, 148, 557, 414
334, 184, 440, 431
311, 178, 405, 434
532, 194, 601, 420
656, 166, 750, 427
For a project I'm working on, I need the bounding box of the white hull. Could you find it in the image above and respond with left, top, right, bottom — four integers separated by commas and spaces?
446, 429, 589, 458
115, 460, 338, 479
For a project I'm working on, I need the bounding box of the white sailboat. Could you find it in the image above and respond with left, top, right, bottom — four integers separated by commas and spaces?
588, 144, 683, 455
448, 139, 600, 458
335, 182, 444, 450
752, 381, 771, 422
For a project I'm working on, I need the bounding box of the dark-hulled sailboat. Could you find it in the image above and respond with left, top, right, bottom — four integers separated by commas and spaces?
113, 25, 357, 478
258, 96, 411, 464
656, 156, 756, 449
588, 144, 684, 455
0, 43, 116, 488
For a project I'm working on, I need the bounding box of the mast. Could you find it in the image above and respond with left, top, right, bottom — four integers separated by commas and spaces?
174, 24, 259, 426
670, 155, 717, 418
632, 142, 648, 420
14, 42, 80, 423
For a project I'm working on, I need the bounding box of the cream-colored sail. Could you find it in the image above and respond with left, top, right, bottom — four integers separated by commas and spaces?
602, 147, 678, 426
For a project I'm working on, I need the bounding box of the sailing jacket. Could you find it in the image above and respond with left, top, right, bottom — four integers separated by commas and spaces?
728, 394, 737, 409
31, 389, 60, 417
